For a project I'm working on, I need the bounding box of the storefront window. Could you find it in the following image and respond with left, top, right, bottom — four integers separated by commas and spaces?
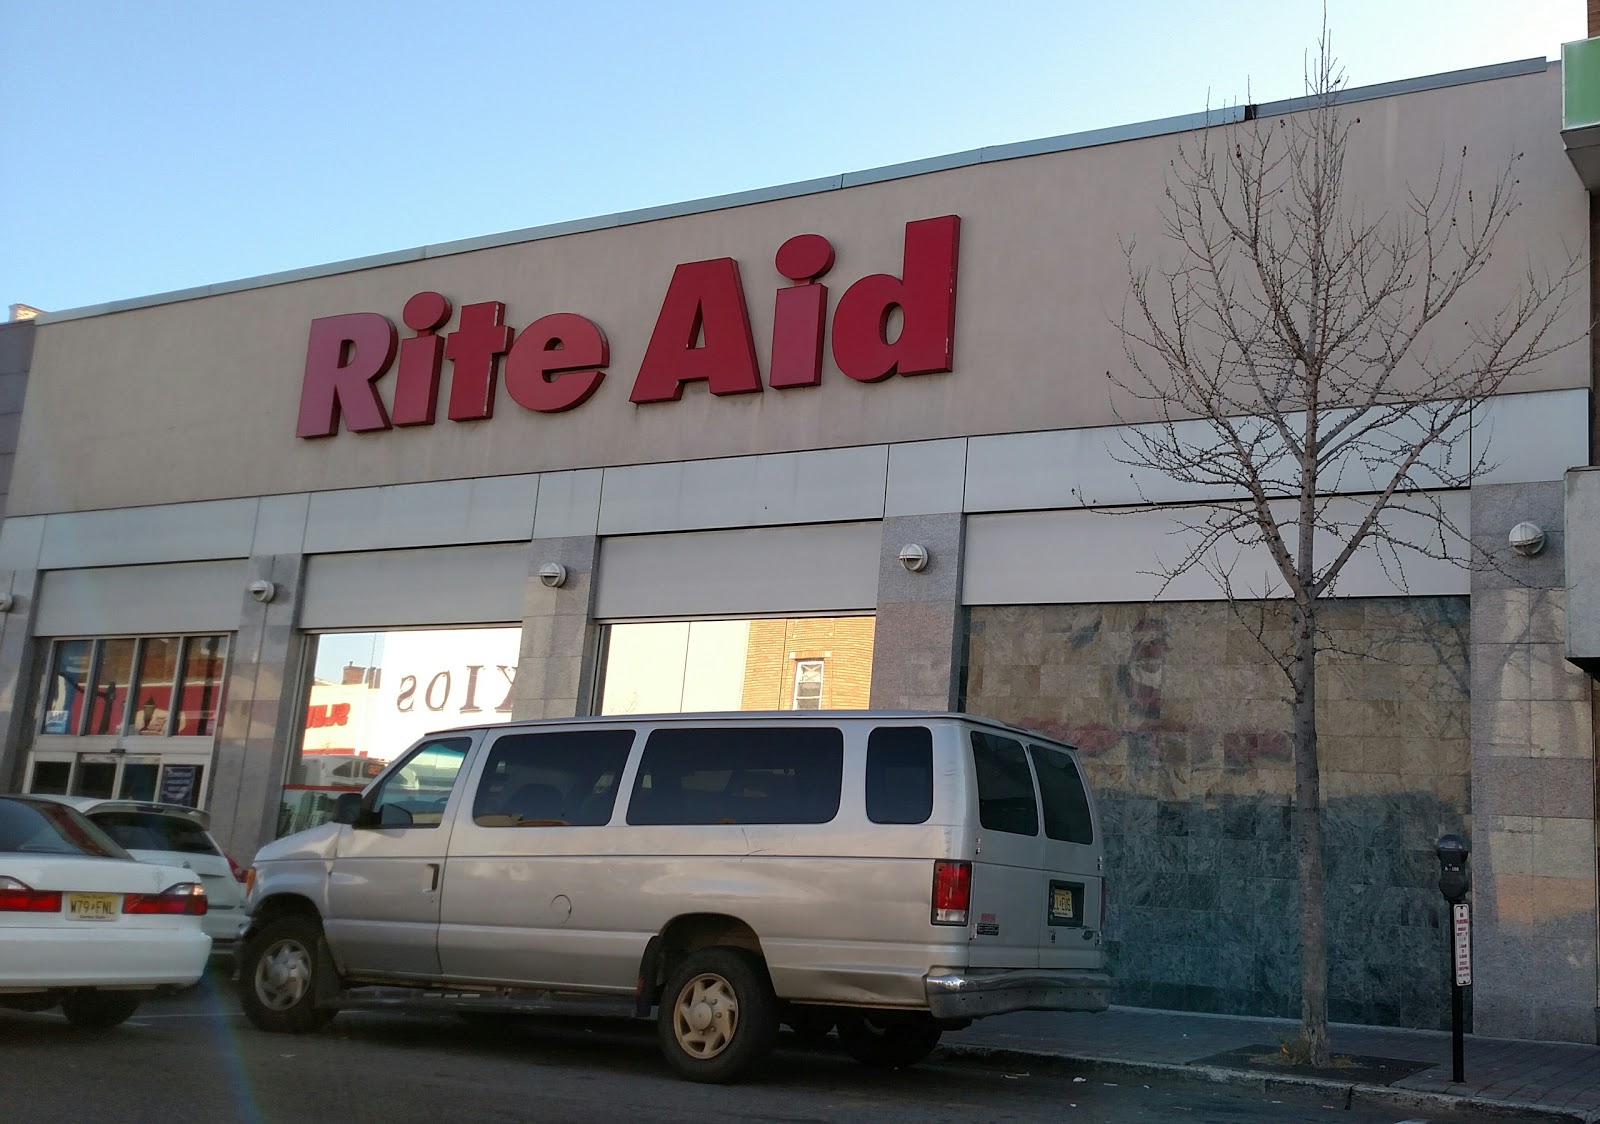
27, 634, 231, 810
130, 636, 181, 736
85, 638, 136, 736
599, 615, 874, 715
280, 626, 522, 836
175, 635, 227, 736
42, 639, 93, 735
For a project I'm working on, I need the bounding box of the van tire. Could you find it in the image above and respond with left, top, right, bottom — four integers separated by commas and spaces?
836, 1011, 943, 1069
238, 915, 337, 1034
657, 948, 778, 1083
60, 991, 141, 1029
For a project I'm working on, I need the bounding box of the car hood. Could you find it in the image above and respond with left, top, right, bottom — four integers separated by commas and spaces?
252, 822, 340, 864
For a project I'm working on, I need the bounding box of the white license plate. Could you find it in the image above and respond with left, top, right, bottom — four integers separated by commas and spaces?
67, 893, 119, 921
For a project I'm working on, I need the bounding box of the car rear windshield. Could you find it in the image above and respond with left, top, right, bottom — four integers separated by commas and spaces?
1029, 744, 1095, 844
89, 810, 218, 855
627, 726, 843, 825
0, 799, 130, 858
970, 731, 1039, 836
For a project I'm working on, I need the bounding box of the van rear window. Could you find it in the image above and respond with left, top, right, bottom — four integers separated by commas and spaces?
1029, 745, 1094, 844
627, 727, 843, 826
866, 726, 933, 825
970, 731, 1039, 836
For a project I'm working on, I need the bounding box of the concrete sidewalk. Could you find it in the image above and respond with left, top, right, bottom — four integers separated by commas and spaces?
940, 1006, 1600, 1121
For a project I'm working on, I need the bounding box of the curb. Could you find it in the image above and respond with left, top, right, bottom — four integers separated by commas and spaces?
936, 1043, 1596, 1123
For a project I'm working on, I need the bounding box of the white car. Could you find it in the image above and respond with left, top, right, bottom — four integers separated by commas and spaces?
38, 796, 250, 955
0, 795, 212, 1028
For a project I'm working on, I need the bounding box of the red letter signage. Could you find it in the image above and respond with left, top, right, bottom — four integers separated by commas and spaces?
392, 291, 452, 426
296, 313, 399, 438
831, 215, 961, 382
630, 258, 762, 404
769, 234, 835, 389
444, 301, 514, 421
295, 215, 962, 436
503, 313, 610, 413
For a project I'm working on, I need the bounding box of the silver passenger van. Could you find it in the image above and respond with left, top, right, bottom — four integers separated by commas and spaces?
239, 711, 1110, 1082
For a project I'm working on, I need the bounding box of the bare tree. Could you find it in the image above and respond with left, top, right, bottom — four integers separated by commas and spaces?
1113, 30, 1583, 1064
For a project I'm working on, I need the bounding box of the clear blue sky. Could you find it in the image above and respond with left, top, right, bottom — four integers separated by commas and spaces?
2, 1, 1584, 314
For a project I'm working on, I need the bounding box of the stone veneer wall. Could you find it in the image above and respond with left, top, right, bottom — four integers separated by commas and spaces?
965, 597, 1471, 1029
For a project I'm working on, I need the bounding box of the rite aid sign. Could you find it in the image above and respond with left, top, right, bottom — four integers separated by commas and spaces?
296, 216, 961, 438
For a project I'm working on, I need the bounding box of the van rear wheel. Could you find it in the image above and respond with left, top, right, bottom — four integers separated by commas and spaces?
657, 948, 778, 1083
836, 1011, 943, 1069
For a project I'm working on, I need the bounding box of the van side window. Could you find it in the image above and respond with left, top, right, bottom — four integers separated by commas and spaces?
626, 726, 843, 826
970, 731, 1039, 836
1029, 744, 1094, 844
866, 726, 933, 825
472, 730, 635, 828
368, 737, 471, 828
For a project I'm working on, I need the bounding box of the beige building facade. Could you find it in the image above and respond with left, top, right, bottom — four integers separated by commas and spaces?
0, 57, 1596, 1043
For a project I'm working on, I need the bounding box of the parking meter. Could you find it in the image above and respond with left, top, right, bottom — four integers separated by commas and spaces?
1435, 833, 1471, 1082
1435, 834, 1471, 904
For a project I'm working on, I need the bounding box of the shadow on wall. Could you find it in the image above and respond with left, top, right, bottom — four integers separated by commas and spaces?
964, 597, 1471, 1031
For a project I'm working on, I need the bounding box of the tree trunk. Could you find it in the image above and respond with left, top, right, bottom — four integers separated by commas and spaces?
1292, 604, 1330, 1065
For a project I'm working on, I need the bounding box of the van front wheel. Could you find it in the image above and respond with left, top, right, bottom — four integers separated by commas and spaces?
237, 915, 337, 1034
837, 1011, 943, 1069
657, 948, 778, 1083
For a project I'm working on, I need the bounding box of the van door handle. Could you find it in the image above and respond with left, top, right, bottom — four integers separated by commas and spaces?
423, 863, 440, 893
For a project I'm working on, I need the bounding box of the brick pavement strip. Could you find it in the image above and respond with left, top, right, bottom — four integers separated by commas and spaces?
940, 1007, 1600, 1123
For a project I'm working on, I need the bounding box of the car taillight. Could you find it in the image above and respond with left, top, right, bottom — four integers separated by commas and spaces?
227, 855, 249, 883
931, 860, 972, 926
0, 876, 62, 913
123, 882, 208, 916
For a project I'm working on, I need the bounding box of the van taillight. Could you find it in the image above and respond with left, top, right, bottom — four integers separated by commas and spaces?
932, 860, 972, 926
0, 877, 61, 913
1101, 879, 1109, 925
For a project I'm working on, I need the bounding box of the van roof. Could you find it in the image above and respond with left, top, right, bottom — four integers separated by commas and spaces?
421, 709, 1077, 750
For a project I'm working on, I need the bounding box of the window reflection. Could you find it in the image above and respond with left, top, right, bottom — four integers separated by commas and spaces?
131, 637, 180, 736
175, 635, 227, 736
86, 639, 136, 735
42, 640, 93, 735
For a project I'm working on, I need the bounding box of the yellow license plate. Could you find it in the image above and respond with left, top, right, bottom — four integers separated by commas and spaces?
1052, 888, 1075, 916
67, 893, 119, 921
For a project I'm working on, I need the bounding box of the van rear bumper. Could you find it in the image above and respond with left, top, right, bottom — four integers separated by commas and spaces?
924, 968, 1111, 1019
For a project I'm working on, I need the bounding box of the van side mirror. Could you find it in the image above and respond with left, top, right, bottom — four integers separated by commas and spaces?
332, 792, 364, 826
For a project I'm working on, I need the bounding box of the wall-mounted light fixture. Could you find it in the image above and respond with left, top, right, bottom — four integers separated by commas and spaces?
1508, 522, 1546, 558
0, 593, 14, 613
248, 579, 277, 603
538, 562, 569, 589
897, 543, 930, 572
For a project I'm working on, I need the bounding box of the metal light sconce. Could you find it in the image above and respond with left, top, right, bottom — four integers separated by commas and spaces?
537, 562, 569, 589
1508, 522, 1545, 557
897, 544, 930, 572
247, 580, 277, 604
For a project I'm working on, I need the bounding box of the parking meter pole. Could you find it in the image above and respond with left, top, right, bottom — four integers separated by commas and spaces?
1452, 980, 1464, 1083
1436, 834, 1471, 1086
